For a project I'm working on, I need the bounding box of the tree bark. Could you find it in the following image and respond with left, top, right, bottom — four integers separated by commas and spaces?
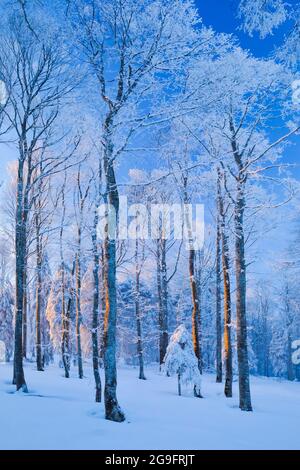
13, 158, 28, 391
189, 248, 202, 374
178, 372, 181, 396
35, 212, 44, 371
287, 334, 295, 381
215, 205, 222, 383
183, 185, 202, 379
102, 115, 125, 422
218, 171, 233, 397
75, 246, 84, 379
235, 180, 252, 411
135, 238, 146, 380
60, 185, 70, 379
284, 285, 295, 381
92, 208, 102, 402
157, 236, 169, 367
22, 267, 27, 359
61, 262, 70, 378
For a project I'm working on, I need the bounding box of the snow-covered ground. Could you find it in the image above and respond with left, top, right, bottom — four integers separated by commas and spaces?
0, 362, 299, 450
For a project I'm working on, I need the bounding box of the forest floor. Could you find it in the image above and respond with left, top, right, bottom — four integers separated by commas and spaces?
0, 362, 299, 450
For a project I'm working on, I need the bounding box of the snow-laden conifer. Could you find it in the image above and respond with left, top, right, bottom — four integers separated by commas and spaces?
163, 325, 201, 397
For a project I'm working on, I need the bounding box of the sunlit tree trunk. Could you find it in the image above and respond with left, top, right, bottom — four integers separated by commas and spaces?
235, 178, 252, 411
183, 183, 202, 380
217, 169, 232, 397
102, 114, 125, 422
189, 248, 202, 374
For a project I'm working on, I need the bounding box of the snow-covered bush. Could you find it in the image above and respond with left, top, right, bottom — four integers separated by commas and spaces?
163, 325, 201, 396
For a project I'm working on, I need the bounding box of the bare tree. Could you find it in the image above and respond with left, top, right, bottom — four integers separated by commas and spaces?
90, 161, 103, 402
72, 0, 199, 421
217, 167, 233, 397
0, 12, 79, 390
33, 162, 50, 371
73, 165, 92, 379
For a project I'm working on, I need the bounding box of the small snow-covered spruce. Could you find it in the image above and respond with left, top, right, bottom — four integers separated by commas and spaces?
163, 325, 201, 397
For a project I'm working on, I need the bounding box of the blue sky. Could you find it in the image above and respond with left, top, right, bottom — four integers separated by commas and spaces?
198, 0, 300, 171
0, 1, 299, 179
197, 1, 300, 274
197, 0, 291, 56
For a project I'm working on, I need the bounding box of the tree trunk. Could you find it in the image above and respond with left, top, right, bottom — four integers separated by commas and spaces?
13, 159, 28, 392
135, 238, 146, 380
61, 262, 70, 378
157, 237, 169, 367
217, 170, 233, 397
285, 286, 295, 381
92, 209, 102, 402
156, 240, 163, 366
235, 180, 252, 411
99, 246, 105, 363
35, 216, 44, 371
222, 234, 233, 398
102, 115, 125, 422
22, 267, 27, 359
75, 245, 84, 379
287, 334, 295, 381
178, 372, 181, 396
182, 185, 202, 378
60, 185, 70, 379
189, 248, 202, 374
215, 208, 222, 383
161, 238, 169, 364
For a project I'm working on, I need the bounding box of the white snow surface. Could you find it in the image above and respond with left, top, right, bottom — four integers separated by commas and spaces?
0, 362, 299, 450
